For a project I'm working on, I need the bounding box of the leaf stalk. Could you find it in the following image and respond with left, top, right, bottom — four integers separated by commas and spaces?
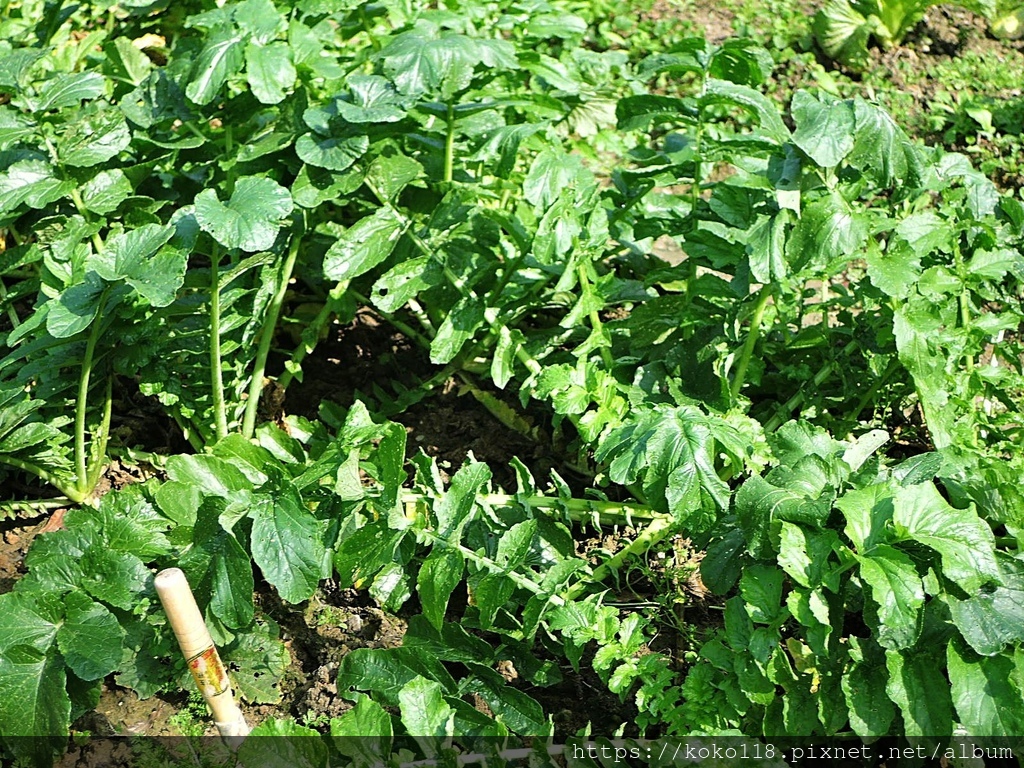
242, 224, 305, 439
75, 286, 110, 496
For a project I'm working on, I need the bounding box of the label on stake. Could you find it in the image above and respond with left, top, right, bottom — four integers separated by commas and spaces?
187, 646, 230, 698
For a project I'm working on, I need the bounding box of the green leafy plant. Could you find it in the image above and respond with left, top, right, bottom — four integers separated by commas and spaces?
2, 0, 1024, 761
814, 0, 996, 68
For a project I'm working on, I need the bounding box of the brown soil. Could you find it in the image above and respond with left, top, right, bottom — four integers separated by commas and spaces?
644, 0, 735, 44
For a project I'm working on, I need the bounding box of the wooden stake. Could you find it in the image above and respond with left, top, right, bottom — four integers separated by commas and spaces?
155, 568, 250, 741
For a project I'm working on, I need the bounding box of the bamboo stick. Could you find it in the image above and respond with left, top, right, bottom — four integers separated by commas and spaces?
154, 568, 250, 743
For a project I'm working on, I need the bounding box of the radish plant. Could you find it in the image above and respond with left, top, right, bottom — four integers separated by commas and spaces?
1, 0, 1023, 762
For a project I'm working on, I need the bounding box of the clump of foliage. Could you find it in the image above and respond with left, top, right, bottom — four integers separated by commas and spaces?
814, 0, 995, 68
1, 0, 1023, 765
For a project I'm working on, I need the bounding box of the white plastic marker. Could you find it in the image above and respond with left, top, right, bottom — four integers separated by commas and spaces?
154, 568, 250, 742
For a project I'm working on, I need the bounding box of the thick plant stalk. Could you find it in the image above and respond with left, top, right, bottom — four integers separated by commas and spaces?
0, 456, 84, 503
155, 568, 250, 743
564, 515, 676, 601
400, 490, 662, 527
75, 287, 110, 498
242, 226, 304, 439
730, 284, 773, 400
209, 250, 229, 441
85, 375, 113, 494
444, 101, 456, 183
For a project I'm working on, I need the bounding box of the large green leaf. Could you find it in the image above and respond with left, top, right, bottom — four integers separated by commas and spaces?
885, 649, 953, 737
777, 524, 839, 590
79, 547, 150, 610
0, 592, 61, 654
295, 133, 369, 172
323, 207, 406, 282
90, 223, 181, 306
435, 461, 491, 539
892, 483, 999, 592
335, 76, 407, 123
893, 306, 954, 448
336, 647, 457, 707
788, 191, 868, 272
195, 176, 293, 252
847, 97, 921, 186
791, 90, 855, 168
245, 41, 295, 105
250, 487, 325, 603
58, 110, 131, 167
417, 547, 464, 631
331, 694, 394, 762
55, 591, 123, 681
238, 718, 327, 768
398, 676, 454, 749
46, 271, 107, 339
429, 296, 485, 364
837, 483, 894, 553
701, 79, 789, 144
185, 30, 245, 105
371, 254, 443, 313
948, 641, 1024, 737
857, 545, 923, 650
524, 150, 588, 209
0, 593, 70, 748
33, 72, 106, 111
0, 644, 70, 742
222, 618, 290, 704
463, 663, 547, 734
813, 0, 874, 69
948, 554, 1024, 655
179, 498, 255, 629
80, 169, 133, 214
841, 637, 895, 737
596, 405, 731, 519
333, 520, 405, 590
380, 32, 515, 99
0, 159, 73, 215
166, 453, 253, 499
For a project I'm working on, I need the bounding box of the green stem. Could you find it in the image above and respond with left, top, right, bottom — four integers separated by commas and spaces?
76, 287, 110, 496
953, 240, 974, 374
684, 75, 707, 309
183, 122, 209, 143
107, 446, 169, 468
444, 101, 456, 183
242, 227, 304, 439
68, 188, 105, 254
0, 497, 72, 520
419, 528, 551, 600
848, 357, 899, 423
564, 515, 676, 601
399, 489, 664, 529
85, 375, 113, 493
406, 298, 435, 335
6, 222, 24, 245
730, 284, 773, 400
209, 248, 229, 441
0, 456, 86, 504
764, 339, 858, 433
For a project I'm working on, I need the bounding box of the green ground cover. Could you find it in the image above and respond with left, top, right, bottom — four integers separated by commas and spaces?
1, 0, 1023, 765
